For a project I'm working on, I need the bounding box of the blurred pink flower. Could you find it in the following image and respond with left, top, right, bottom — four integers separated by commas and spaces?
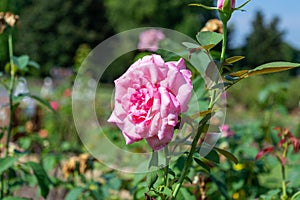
220, 124, 234, 137
50, 101, 59, 111
138, 29, 165, 52
108, 54, 192, 151
217, 0, 235, 9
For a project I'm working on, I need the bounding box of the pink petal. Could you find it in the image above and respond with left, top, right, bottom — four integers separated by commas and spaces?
146, 128, 173, 151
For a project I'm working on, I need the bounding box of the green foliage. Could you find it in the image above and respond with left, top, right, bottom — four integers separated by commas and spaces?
196, 31, 223, 47
1, 1, 300, 199
27, 161, 52, 198
0, 157, 19, 174
3, 197, 28, 200
214, 147, 238, 164
104, 0, 216, 37
65, 187, 84, 200
15, 0, 113, 74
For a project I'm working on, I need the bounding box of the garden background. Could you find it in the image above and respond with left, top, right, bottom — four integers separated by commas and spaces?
0, 0, 300, 199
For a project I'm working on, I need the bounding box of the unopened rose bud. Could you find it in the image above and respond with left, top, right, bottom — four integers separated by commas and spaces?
217, 0, 235, 10
217, 0, 235, 23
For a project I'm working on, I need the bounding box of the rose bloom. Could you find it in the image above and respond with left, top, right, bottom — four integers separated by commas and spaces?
138, 29, 165, 52
108, 54, 192, 151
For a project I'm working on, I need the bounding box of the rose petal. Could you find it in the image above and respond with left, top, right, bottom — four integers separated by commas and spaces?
146, 127, 173, 151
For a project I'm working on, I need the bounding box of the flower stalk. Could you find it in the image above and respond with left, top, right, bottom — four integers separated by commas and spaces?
220, 22, 227, 64
172, 114, 211, 199
5, 31, 15, 157
172, 3, 232, 196
164, 146, 170, 187
280, 139, 288, 200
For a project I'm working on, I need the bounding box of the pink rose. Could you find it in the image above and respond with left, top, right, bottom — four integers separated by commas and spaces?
108, 54, 192, 151
138, 29, 165, 52
217, 0, 235, 9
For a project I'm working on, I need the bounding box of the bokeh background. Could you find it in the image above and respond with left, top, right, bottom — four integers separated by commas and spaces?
1, 0, 300, 199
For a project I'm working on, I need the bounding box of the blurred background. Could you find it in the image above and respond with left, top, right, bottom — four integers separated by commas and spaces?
1, 0, 300, 78
0, 0, 300, 199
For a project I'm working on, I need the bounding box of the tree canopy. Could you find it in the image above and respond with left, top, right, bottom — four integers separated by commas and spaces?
241, 11, 295, 68
14, 0, 113, 74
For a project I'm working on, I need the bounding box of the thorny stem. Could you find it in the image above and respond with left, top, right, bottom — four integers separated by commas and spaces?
1, 31, 16, 198
280, 142, 288, 200
164, 146, 169, 187
208, 21, 228, 109
220, 22, 228, 65
172, 17, 229, 200
5, 32, 15, 157
281, 164, 287, 200
172, 114, 211, 199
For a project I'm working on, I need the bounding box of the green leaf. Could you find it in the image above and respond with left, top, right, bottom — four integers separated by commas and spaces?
202, 44, 217, 52
184, 176, 193, 184
205, 149, 220, 164
0, 132, 4, 140
28, 60, 40, 69
147, 171, 158, 189
196, 31, 223, 47
13, 55, 30, 71
291, 191, 300, 200
259, 189, 280, 200
224, 56, 245, 64
193, 157, 210, 173
182, 42, 200, 49
228, 70, 249, 78
27, 161, 52, 198
0, 157, 19, 174
248, 62, 300, 76
210, 175, 230, 200
214, 147, 238, 164
177, 187, 196, 200
162, 186, 172, 196
14, 93, 55, 112
167, 168, 176, 177
65, 187, 84, 200
188, 3, 218, 11
29, 94, 55, 112
191, 109, 213, 120
225, 62, 300, 82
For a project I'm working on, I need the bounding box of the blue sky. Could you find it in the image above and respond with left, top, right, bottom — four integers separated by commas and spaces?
230, 0, 300, 49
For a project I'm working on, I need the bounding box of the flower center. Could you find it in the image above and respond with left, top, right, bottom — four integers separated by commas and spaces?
129, 87, 154, 124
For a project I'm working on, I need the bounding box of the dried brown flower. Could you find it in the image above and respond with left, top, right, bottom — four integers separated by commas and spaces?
0, 12, 19, 34
201, 19, 223, 34
0, 12, 6, 33
62, 153, 94, 178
